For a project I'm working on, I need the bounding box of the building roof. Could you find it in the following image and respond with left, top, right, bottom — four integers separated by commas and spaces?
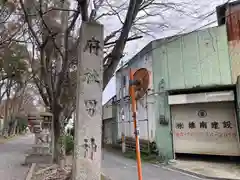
116, 20, 227, 74
103, 95, 116, 106
116, 41, 153, 73
116, 33, 183, 74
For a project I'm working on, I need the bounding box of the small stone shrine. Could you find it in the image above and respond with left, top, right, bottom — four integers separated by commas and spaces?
25, 112, 53, 164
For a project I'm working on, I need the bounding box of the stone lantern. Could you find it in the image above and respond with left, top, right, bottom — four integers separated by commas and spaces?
25, 111, 54, 164
27, 113, 42, 133
39, 112, 53, 149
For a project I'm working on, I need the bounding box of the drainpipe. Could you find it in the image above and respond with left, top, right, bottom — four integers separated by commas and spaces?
146, 91, 150, 154
120, 61, 126, 153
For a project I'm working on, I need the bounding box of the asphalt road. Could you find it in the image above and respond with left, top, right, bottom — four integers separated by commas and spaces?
0, 134, 33, 180
0, 134, 204, 180
102, 150, 205, 180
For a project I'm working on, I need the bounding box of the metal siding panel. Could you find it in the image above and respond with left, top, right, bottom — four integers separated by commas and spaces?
172, 102, 240, 156
198, 28, 221, 85
115, 53, 154, 141
152, 47, 161, 91
156, 46, 170, 89
103, 120, 113, 144
153, 26, 231, 91
125, 103, 132, 137
117, 108, 121, 139
155, 93, 173, 159
166, 38, 185, 89
147, 96, 156, 141
103, 104, 113, 120
152, 44, 174, 159
182, 32, 202, 88
151, 26, 232, 161
226, 5, 240, 41
235, 76, 240, 142
225, 6, 240, 83
229, 41, 240, 84
152, 44, 169, 90
136, 99, 148, 140
215, 25, 232, 84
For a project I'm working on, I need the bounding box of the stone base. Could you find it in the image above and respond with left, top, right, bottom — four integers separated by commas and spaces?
32, 144, 50, 155
24, 154, 52, 165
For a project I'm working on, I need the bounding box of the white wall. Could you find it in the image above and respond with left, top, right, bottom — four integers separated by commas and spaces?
115, 53, 155, 141
102, 76, 116, 105
103, 101, 113, 120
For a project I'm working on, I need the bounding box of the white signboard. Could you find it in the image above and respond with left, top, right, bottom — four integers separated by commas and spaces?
172, 102, 240, 156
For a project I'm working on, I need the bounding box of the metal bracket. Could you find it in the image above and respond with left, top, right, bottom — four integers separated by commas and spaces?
129, 80, 140, 86
134, 129, 140, 136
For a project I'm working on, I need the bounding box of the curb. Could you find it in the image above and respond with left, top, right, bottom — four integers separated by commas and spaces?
25, 163, 36, 180
163, 165, 240, 180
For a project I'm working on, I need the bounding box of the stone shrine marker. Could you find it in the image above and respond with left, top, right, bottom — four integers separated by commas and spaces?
72, 22, 103, 180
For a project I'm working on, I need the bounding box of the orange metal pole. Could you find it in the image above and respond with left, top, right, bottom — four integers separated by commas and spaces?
129, 68, 143, 180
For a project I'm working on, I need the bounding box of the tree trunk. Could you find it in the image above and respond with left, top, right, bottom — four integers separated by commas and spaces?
11, 120, 17, 136
2, 96, 10, 137
53, 109, 66, 168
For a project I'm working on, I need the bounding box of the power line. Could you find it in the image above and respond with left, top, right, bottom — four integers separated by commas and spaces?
158, 0, 232, 45
106, 2, 235, 101
110, 2, 230, 76
107, 3, 236, 107
123, 2, 235, 67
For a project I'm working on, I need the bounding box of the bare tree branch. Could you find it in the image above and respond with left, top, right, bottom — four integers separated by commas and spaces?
103, 0, 144, 89
19, 0, 41, 47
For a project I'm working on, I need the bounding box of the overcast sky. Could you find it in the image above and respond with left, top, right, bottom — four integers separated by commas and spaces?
101, 0, 231, 105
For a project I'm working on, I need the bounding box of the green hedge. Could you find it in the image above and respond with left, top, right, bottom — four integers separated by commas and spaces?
65, 135, 74, 155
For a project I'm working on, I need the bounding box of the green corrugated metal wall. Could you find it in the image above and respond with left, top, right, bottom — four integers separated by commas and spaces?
152, 25, 231, 160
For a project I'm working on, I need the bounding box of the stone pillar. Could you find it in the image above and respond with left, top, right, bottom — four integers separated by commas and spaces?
72, 22, 104, 180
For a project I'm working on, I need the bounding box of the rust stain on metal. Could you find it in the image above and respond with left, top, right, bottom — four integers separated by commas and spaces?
226, 5, 240, 41
226, 4, 240, 83
228, 41, 240, 83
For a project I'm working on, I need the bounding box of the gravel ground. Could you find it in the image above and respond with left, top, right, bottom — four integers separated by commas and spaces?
31, 164, 71, 180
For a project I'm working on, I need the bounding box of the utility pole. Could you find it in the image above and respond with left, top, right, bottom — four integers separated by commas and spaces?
73, 21, 104, 180
120, 61, 126, 153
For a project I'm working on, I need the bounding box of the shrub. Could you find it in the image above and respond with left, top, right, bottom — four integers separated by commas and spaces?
65, 135, 74, 155
150, 141, 158, 155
